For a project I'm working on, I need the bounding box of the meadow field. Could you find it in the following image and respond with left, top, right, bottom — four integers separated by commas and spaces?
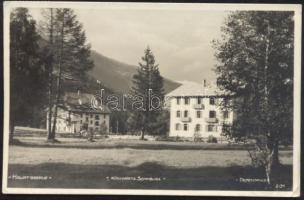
7, 136, 293, 190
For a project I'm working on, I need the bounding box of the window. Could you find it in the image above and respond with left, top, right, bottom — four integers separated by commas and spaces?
210, 97, 215, 105
176, 111, 181, 118
184, 110, 188, 118
95, 121, 99, 126
183, 124, 188, 131
197, 97, 202, 104
176, 97, 181, 105
195, 124, 201, 132
184, 97, 190, 105
80, 114, 83, 118
86, 117, 89, 122
95, 115, 100, 120
196, 111, 201, 118
90, 120, 93, 124
209, 111, 216, 118
223, 111, 229, 119
90, 114, 93, 118
223, 98, 229, 105
175, 123, 181, 130
80, 120, 82, 124
207, 125, 217, 132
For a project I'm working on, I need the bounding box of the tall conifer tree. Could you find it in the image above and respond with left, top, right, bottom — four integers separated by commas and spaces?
10, 8, 45, 142
129, 47, 164, 140
40, 8, 94, 141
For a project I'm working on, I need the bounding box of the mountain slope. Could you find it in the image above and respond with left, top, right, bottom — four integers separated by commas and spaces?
88, 50, 180, 94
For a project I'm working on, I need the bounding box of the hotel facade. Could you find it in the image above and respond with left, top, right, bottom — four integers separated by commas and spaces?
46, 92, 111, 134
166, 81, 233, 140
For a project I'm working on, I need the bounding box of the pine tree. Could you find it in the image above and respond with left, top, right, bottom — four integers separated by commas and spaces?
39, 8, 94, 141
213, 11, 294, 185
10, 8, 45, 143
129, 47, 164, 140
40, 8, 56, 141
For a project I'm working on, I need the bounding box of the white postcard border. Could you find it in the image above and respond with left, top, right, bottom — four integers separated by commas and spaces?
2, 1, 302, 197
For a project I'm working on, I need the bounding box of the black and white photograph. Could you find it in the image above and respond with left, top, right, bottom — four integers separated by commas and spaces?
2, 1, 301, 197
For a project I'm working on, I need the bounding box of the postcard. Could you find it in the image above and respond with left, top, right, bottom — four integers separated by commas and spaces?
2, 1, 301, 197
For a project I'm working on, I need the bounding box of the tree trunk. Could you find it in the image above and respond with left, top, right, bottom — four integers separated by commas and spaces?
140, 129, 145, 140
272, 140, 280, 166
265, 149, 274, 185
265, 133, 276, 186
50, 100, 59, 140
47, 109, 55, 140
50, 11, 65, 141
9, 120, 15, 144
50, 67, 61, 140
47, 67, 54, 140
47, 8, 54, 141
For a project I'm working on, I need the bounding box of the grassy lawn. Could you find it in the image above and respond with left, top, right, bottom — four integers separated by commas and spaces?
12, 136, 293, 150
7, 143, 293, 190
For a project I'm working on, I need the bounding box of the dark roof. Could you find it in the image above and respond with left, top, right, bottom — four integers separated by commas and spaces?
61, 92, 111, 114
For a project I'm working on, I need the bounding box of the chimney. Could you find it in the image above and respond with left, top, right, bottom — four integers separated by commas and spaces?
203, 79, 207, 87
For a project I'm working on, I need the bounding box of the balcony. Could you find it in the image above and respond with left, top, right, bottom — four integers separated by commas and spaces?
181, 117, 191, 122
193, 104, 204, 110
205, 117, 218, 123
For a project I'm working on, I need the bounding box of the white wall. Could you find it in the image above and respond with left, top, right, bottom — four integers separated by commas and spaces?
46, 108, 110, 134
169, 96, 233, 138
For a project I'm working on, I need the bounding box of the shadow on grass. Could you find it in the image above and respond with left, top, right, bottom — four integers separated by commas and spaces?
7, 162, 292, 191
10, 140, 261, 150
9, 138, 22, 145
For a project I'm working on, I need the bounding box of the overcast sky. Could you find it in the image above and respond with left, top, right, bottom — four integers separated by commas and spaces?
29, 8, 228, 83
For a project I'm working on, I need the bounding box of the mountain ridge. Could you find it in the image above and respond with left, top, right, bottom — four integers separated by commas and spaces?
88, 50, 180, 94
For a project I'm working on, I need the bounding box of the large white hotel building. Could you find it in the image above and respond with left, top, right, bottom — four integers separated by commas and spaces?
166, 81, 233, 140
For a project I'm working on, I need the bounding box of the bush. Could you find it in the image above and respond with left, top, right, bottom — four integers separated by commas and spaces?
155, 135, 169, 141
249, 150, 267, 168
194, 137, 204, 142
207, 135, 218, 143
155, 135, 190, 142
193, 132, 203, 142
